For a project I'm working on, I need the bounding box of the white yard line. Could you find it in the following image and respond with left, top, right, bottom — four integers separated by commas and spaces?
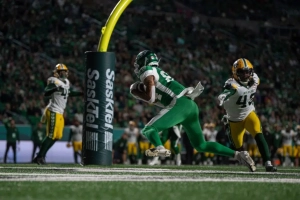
0, 173, 300, 183
0, 166, 299, 176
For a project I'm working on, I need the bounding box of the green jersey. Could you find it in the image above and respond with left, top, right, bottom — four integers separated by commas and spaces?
4, 119, 20, 143
137, 66, 188, 107
32, 126, 46, 144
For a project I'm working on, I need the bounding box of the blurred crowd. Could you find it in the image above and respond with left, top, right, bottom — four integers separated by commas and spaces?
1, 0, 300, 165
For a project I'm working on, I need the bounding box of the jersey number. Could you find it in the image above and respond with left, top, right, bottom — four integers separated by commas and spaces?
61, 88, 69, 99
236, 93, 255, 108
160, 71, 174, 83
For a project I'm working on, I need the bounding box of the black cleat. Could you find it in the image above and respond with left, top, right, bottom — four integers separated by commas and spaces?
33, 156, 46, 165
266, 165, 277, 172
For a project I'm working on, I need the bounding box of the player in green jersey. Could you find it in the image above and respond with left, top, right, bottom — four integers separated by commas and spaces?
130, 50, 256, 171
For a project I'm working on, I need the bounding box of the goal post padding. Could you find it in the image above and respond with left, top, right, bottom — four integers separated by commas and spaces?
82, 51, 115, 165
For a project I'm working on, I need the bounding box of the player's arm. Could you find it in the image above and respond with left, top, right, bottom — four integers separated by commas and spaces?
217, 83, 237, 106
44, 83, 59, 97
3, 118, 12, 129
130, 75, 156, 103
69, 90, 83, 97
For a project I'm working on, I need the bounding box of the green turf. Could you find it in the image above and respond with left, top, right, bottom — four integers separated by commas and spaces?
0, 164, 300, 200
0, 181, 299, 200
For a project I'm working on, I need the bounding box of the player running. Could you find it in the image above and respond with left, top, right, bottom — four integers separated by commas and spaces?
218, 58, 277, 172
130, 50, 256, 172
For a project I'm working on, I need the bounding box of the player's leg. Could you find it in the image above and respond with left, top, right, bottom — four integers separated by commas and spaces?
181, 99, 235, 157
3, 142, 10, 163
160, 129, 170, 145
34, 110, 61, 164
181, 99, 255, 171
32, 142, 38, 162
12, 142, 17, 163
245, 111, 276, 171
142, 97, 192, 157
227, 121, 246, 150
169, 133, 181, 165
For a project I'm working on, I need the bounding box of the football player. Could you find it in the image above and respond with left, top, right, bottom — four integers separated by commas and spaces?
218, 58, 277, 172
123, 121, 139, 164
130, 50, 256, 172
67, 118, 83, 164
33, 64, 83, 165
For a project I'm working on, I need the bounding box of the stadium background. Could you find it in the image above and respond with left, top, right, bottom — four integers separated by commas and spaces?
0, 0, 299, 163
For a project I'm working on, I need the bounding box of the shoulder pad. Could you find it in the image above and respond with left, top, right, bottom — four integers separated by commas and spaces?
224, 79, 238, 90
48, 77, 62, 86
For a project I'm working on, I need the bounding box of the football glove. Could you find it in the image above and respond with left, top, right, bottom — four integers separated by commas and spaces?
66, 143, 72, 148
221, 115, 229, 125
186, 81, 204, 100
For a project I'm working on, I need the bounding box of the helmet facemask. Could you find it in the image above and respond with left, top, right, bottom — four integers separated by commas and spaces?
134, 50, 159, 77
232, 58, 254, 86
236, 68, 253, 85
53, 64, 68, 80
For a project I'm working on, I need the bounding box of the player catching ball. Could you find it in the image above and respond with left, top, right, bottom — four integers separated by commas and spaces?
130, 50, 256, 172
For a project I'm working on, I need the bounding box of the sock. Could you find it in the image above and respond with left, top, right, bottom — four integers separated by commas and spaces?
142, 127, 163, 147
46, 139, 57, 152
171, 140, 180, 154
255, 133, 271, 163
234, 151, 239, 160
38, 137, 55, 157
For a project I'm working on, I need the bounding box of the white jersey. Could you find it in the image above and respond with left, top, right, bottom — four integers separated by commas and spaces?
70, 125, 83, 142
222, 73, 259, 121
124, 127, 139, 143
281, 129, 296, 146
46, 77, 70, 114
204, 129, 218, 142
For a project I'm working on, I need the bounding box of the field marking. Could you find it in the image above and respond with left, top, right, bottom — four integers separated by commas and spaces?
1, 173, 300, 183
0, 166, 299, 176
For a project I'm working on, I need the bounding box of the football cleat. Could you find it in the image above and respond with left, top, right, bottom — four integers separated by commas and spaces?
235, 151, 256, 172
145, 147, 171, 157
33, 156, 46, 165
265, 161, 277, 172
149, 157, 160, 166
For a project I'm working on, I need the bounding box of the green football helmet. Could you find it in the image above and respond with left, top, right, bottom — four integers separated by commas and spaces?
134, 50, 159, 75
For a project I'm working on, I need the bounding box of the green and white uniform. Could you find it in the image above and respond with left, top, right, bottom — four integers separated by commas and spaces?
136, 66, 235, 157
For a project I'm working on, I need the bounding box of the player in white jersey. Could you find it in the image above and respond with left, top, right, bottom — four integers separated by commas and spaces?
281, 125, 297, 166
124, 121, 139, 164
33, 64, 83, 165
67, 119, 83, 164
294, 125, 300, 166
218, 58, 277, 172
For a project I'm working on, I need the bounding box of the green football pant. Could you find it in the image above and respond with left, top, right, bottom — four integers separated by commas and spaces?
161, 128, 180, 155
142, 96, 235, 157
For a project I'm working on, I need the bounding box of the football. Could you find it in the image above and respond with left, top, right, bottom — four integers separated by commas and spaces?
137, 82, 146, 92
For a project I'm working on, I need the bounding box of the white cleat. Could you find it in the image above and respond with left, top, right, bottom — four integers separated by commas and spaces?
176, 154, 181, 166
236, 151, 256, 172
149, 157, 160, 166
145, 147, 171, 157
